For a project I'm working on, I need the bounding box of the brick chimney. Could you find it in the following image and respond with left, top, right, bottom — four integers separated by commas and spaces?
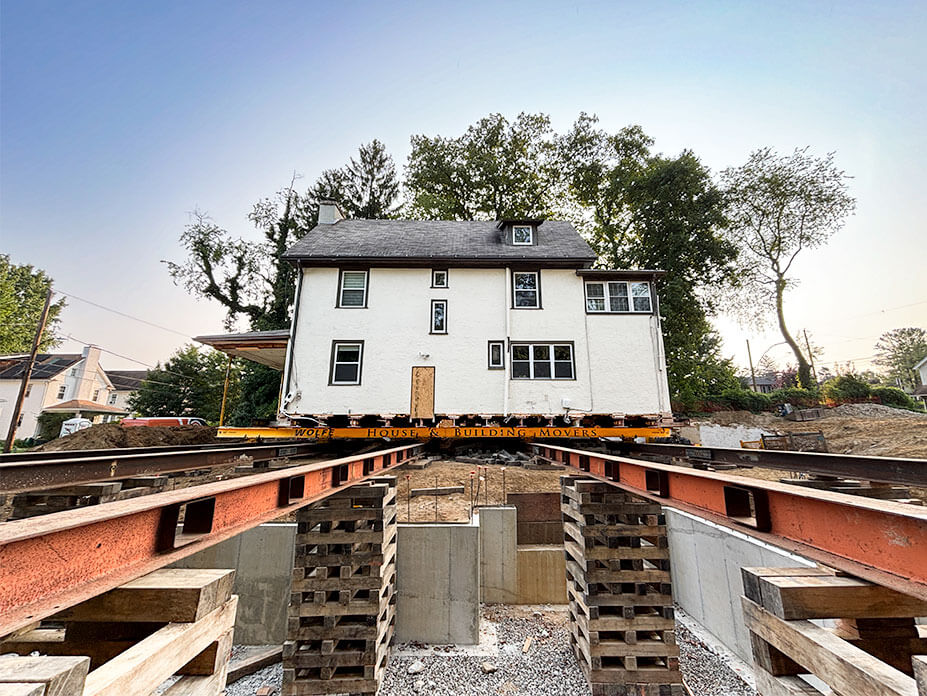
317, 199, 345, 225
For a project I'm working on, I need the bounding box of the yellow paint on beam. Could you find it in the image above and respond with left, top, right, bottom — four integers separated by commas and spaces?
217, 425, 671, 440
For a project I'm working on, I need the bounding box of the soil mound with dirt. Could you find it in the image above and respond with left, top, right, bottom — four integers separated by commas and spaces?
825, 403, 927, 419
35, 423, 219, 451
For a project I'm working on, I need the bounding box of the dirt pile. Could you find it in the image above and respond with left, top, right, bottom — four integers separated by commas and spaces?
35, 423, 219, 451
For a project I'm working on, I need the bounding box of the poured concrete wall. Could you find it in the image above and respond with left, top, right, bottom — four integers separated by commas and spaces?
516, 546, 567, 604
479, 507, 518, 603
395, 523, 480, 644
665, 507, 814, 663
171, 522, 296, 645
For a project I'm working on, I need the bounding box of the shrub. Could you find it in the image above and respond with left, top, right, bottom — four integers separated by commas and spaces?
717, 388, 772, 412
768, 387, 820, 408
823, 374, 871, 402
871, 386, 921, 411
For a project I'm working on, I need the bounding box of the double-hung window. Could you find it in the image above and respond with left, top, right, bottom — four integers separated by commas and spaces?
338, 270, 368, 307
511, 343, 574, 379
431, 300, 447, 334
57, 385, 67, 399
109, 393, 118, 405
432, 269, 448, 288
330, 342, 363, 385
513, 225, 533, 245
513, 271, 540, 308
585, 281, 652, 313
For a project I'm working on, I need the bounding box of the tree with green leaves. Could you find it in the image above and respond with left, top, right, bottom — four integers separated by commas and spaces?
128, 345, 240, 423
0, 255, 66, 354
873, 327, 927, 389
405, 113, 562, 220
559, 115, 740, 407
722, 148, 856, 388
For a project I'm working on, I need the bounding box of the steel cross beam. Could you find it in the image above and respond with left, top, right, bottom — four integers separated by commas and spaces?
607, 440, 927, 487
529, 443, 927, 600
0, 443, 422, 636
0, 442, 320, 494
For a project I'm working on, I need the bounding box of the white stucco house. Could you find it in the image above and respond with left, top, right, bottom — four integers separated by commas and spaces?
914, 355, 927, 406
0, 346, 128, 440
233, 202, 669, 428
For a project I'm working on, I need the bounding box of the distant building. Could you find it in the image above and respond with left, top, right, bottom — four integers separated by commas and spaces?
914, 356, 927, 406
106, 370, 148, 412
743, 374, 776, 394
0, 346, 129, 439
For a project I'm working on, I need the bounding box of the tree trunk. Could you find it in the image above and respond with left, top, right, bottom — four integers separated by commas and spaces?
775, 277, 813, 388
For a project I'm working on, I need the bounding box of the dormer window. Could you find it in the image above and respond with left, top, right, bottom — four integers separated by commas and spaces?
512, 225, 533, 245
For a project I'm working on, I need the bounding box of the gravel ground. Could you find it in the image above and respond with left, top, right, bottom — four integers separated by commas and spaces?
676, 611, 755, 696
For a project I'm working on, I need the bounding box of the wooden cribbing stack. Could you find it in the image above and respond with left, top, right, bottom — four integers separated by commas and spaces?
560, 477, 683, 696
8, 476, 169, 520
0, 568, 237, 696
741, 566, 927, 695
284, 478, 397, 696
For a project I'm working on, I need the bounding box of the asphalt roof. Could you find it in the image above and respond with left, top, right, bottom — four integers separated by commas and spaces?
0, 354, 82, 380
282, 219, 596, 264
106, 370, 148, 391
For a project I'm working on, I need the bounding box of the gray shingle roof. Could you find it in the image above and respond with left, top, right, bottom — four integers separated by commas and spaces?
282, 219, 596, 265
0, 354, 82, 380
106, 370, 148, 391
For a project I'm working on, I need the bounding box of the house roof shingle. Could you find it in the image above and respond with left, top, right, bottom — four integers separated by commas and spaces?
43, 399, 128, 414
0, 354, 82, 380
282, 219, 596, 266
106, 370, 148, 391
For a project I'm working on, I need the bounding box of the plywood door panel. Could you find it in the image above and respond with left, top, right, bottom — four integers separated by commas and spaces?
410, 367, 435, 419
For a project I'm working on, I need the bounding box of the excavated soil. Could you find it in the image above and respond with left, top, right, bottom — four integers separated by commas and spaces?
35, 423, 219, 451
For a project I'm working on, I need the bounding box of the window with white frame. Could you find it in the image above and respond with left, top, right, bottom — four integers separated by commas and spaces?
488, 341, 504, 369
584, 280, 652, 313
109, 393, 118, 405
329, 342, 363, 385
511, 343, 574, 379
57, 385, 66, 399
338, 270, 368, 307
432, 269, 448, 288
431, 300, 447, 334
513, 271, 540, 308
513, 225, 533, 245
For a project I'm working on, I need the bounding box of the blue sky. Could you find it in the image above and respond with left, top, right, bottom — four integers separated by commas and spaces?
2, 1, 925, 373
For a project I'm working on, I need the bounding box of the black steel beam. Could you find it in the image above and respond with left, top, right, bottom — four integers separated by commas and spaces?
607, 441, 927, 487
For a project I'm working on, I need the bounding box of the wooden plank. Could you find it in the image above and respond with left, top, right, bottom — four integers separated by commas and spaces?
0, 656, 90, 696
409, 366, 435, 420
752, 670, 822, 696
913, 655, 926, 696
741, 597, 917, 696
179, 628, 233, 676
54, 569, 234, 623
83, 596, 237, 696
741, 567, 836, 604
757, 575, 927, 620
0, 685, 45, 696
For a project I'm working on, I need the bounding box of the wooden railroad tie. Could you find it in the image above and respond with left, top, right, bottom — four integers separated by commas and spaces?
0, 568, 237, 696
741, 566, 927, 696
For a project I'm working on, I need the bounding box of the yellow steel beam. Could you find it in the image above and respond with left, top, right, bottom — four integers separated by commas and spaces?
217, 425, 671, 441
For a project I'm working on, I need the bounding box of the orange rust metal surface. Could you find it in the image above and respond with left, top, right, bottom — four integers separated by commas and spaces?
0, 443, 422, 636
531, 443, 927, 599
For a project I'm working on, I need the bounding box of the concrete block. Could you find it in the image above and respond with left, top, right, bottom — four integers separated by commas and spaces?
171, 522, 295, 645
479, 507, 518, 604
396, 523, 480, 644
515, 545, 567, 604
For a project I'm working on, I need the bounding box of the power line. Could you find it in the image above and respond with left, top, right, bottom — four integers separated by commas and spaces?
61, 334, 200, 383
55, 290, 193, 338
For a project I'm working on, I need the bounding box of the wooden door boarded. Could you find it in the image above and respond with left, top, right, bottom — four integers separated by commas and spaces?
410, 367, 435, 420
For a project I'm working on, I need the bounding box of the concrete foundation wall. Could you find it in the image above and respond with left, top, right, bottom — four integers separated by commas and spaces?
665, 507, 814, 663
516, 546, 567, 604
171, 522, 296, 645
479, 507, 518, 603
396, 523, 480, 644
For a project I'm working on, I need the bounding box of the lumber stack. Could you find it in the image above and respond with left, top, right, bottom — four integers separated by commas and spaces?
0, 568, 237, 696
284, 478, 397, 696
742, 566, 927, 696
8, 477, 169, 519
560, 476, 682, 696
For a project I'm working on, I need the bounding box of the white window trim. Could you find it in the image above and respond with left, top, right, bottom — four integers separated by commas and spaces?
512, 225, 533, 245
432, 269, 448, 288
330, 341, 363, 385
109, 393, 118, 405
488, 341, 505, 369
510, 342, 575, 380
430, 299, 448, 334
57, 385, 67, 399
338, 270, 369, 308
513, 271, 540, 309
584, 280, 652, 313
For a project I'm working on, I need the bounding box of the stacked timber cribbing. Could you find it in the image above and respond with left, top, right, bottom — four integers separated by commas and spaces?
284, 478, 397, 695
561, 476, 683, 696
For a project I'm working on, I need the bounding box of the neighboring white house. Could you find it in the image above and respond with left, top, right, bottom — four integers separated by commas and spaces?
914, 355, 927, 406
0, 346, 128, 440
238, 202, 671, 426
106, 370, 148, 412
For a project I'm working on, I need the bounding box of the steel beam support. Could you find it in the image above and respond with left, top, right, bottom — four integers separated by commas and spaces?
0, 442, 318, 494
0, 443, 422, 636
608, 440, 927, 487
529, 443, 927, 600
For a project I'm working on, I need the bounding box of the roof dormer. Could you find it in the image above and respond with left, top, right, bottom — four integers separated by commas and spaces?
497, 219, 543, 247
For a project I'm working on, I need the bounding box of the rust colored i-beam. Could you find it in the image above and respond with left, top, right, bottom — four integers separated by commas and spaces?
0, 443, 422, 636
529, 443, 927, 601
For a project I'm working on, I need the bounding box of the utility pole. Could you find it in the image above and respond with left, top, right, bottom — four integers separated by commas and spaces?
803, 330, 818, 385
746, 339, 757, 392
4, 287, 53, 452
218, 355, 233, 426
